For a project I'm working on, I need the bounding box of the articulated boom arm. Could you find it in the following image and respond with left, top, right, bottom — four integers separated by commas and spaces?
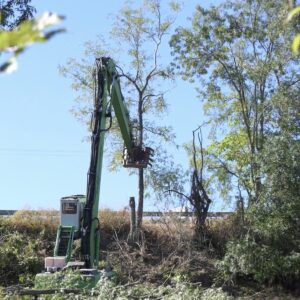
81, 57, 153, 269
106, 58, 153, 168
105, 59, 132, 151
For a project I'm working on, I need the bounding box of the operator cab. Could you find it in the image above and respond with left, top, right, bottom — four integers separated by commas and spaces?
44, 195, 86, 272
60, 195, 85, 230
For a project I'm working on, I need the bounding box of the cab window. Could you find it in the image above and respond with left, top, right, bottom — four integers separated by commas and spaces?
62, 202, 77, 214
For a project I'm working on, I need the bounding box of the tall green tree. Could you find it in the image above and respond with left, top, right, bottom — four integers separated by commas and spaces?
170, 0, 299, 207
60, 0, 179, 229
171, 0, 300, 284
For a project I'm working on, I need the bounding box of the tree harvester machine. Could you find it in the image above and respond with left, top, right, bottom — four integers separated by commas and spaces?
21, 57, 153, 294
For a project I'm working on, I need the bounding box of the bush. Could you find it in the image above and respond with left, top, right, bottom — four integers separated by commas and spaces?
218, 135, 300, 289
219, 234, 300, 286
0, 232, 43, 285
0, 211, 57, 287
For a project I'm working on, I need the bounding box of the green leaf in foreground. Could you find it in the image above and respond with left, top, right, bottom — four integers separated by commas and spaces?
0, 12, 65, 73
287, 5, 300, 55
292, 33, 300, 54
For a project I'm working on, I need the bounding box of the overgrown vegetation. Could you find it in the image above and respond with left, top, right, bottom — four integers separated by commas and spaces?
1, 210, 299, 299
1, 0, 299, 298
0, 212, 56, 286
170, 0, 300, 292
55, 0, 300, 295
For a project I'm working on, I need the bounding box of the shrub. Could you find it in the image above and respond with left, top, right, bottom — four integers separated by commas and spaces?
219, 234, 300, 286
0, 232, 43, 285
218, 135, 300, 289
0, 211, 57, 287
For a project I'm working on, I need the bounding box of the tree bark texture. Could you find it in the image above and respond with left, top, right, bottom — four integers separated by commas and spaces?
137, 95, 144, 229
128, 196, 137, 243
137, 168, 144, 229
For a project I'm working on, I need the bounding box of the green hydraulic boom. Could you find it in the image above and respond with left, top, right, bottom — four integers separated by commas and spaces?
81, 57, 153, 269
33, 57, 153, 291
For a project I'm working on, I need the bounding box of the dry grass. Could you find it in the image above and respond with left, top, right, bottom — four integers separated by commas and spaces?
8, 209, 58, 237
2, 210, 299, 298
98, 208, 130, 250
98, 213, 219, 286
5, 209, 237, 259
205, 213, 244, 256
2, 209, 231, 287
99, 208, 130, 230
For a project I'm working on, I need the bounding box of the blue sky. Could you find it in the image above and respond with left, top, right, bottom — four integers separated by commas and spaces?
0, 1, 224, 211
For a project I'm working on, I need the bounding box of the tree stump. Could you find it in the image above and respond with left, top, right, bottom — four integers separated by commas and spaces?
128, 196, 137, 243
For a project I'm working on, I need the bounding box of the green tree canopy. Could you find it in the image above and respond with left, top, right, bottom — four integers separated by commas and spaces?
170, 0, 300, 284
170, 0, 300, 206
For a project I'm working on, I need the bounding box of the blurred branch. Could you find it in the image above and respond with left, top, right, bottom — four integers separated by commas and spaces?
0, 12, 65, 73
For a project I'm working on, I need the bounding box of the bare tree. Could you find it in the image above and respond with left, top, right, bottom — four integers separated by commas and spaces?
190, 126, 212, 233
166, 126, 212, 235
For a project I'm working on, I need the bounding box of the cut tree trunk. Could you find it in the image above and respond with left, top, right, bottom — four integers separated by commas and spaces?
137, 168, 144, 229
128, 196, 137, 243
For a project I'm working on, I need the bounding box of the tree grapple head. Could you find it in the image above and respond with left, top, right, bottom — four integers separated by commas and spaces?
123, 146, 154, 168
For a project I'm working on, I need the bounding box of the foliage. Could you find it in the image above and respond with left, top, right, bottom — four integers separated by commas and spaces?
145, 149, 187, 203
221, 236, 300, 284
18, 276, 232, 300
0, 0, 36, 30
0, 212, 57, 287
170, 0, 299, 206
0, 231, 43, 285
3, 209, 299, 297
99, 208, 129, 230
0, 210, 238, 298
206, 214, 244, 257
9, 209, 58, 236
287, 5, 300, 54
219, 133, 300, 286
170, 0, 300, 287
0, 12, 65, 73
